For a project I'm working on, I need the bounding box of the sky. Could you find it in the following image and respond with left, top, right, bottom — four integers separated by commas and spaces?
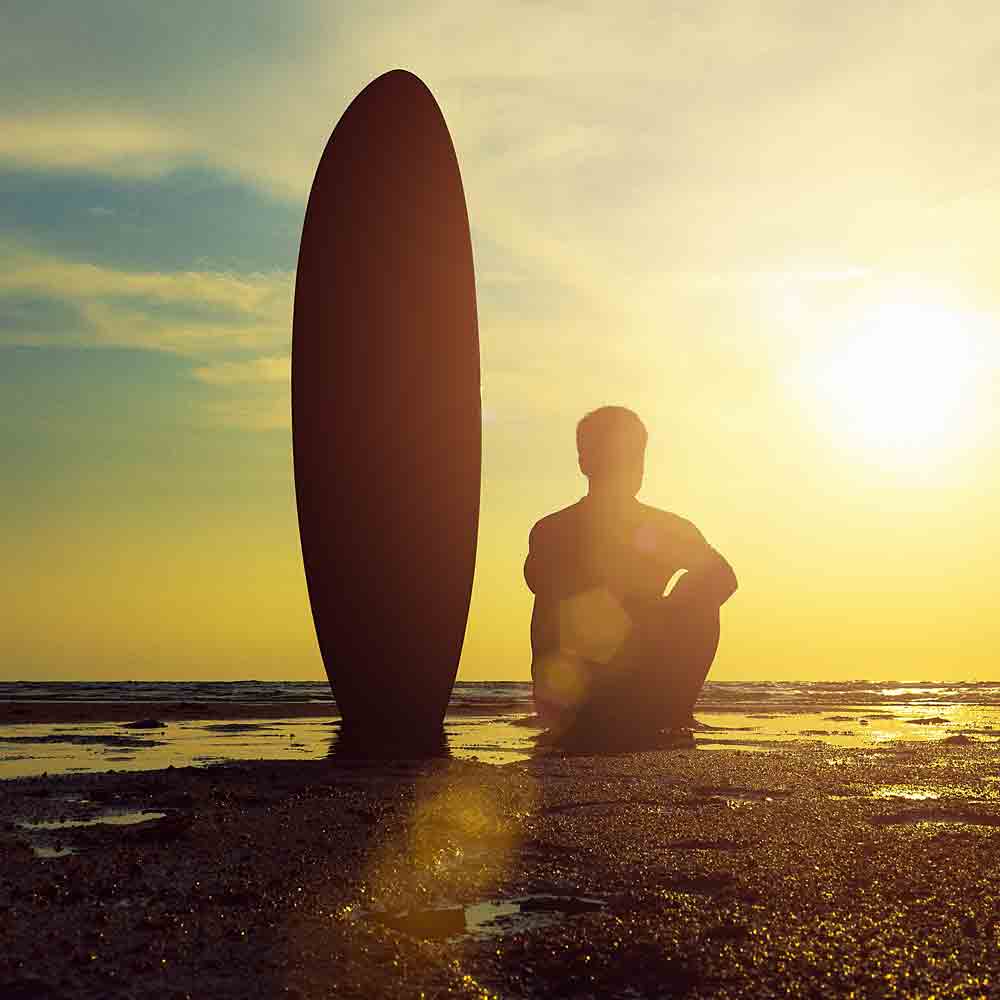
3, 2, 999, 683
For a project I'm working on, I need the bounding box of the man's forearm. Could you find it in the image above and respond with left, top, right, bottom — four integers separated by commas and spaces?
673, 555, 737, 608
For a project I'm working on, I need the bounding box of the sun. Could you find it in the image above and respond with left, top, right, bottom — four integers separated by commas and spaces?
809, 300, 982, 463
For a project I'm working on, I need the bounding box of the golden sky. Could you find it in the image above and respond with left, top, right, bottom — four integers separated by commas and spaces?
2, 3, 998, 682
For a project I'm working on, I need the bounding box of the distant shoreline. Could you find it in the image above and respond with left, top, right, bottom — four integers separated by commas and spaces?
0, 701, 339, 724
0, 699, 542, 725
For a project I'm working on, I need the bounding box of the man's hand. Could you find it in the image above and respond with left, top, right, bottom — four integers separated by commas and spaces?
673, 550, 737, 609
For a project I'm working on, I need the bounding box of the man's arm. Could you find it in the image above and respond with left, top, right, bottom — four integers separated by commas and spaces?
524, 520, 598, 598
668, 518, 738, 609
523, 523, 548, 595
524, 521, 574, 666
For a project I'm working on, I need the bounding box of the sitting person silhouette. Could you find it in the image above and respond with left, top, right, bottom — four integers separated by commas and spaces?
524, 406, 737, 744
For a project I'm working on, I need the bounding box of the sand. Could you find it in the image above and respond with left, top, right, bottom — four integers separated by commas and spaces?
2, 719, 1000, 999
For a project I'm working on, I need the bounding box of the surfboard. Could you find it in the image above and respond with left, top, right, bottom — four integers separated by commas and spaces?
292, 70, 481, 737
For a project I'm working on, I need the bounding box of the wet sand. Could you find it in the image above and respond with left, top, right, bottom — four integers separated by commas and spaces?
2, 728, 1000, 997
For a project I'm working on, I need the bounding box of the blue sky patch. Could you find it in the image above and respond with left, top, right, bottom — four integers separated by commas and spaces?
1, 165, 302, 274
0, 293, 91, 337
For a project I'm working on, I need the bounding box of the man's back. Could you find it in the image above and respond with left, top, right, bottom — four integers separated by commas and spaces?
525, 496, 716, 662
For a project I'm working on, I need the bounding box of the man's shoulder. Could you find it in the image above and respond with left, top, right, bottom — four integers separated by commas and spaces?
635, 503, 705, 541
528, 500, 586, 540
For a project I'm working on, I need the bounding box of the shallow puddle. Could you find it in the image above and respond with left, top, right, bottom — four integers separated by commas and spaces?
0, 715, 540, 778
696, 786, 790, 804
32, 845, 76, 858
467, 896, 606, 937
17, 809, 170, 860
831, 784, 985, 802
19, 810, 167, 831
367, 895, 606, 939
200, 723, 276, 734
695, 740, 776, 753
3, 701, 999, 781
871, 786, 941, 801
871, 809, 1000, 827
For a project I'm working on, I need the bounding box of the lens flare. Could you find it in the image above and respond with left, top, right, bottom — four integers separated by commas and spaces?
558, 587, 633, 665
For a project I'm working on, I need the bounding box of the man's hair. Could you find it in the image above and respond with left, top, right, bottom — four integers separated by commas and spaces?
576, 406, 647, 475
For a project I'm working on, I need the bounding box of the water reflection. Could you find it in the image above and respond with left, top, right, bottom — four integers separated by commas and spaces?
365, 895, 606, 940
20, 810, 167, 830
3, 703, 1000, 780
327, 724, 451, 761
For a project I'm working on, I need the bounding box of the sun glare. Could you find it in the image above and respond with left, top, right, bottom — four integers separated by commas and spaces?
809, 301, 984, 464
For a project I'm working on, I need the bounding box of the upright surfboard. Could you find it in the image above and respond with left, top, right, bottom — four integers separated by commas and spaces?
292, 70, 480, 736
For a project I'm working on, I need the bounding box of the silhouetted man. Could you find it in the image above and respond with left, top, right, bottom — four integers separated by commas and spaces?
524, 406, 737, 743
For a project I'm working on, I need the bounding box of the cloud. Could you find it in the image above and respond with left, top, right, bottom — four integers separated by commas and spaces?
192, 355, 290, 385
0, 1, 336, 198
0, 246, 292, 355
0, 243, 294, 433
196, 395, 290, 432
7, 2, 1000, 427
0, 250, 287, 311
6, 1, 1000, 312
630, 266, 873, 301
0, 115, 193, 177
0, 293, 90, 338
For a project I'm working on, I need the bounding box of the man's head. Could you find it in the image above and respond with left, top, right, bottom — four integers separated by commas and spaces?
576, 406, 647, 498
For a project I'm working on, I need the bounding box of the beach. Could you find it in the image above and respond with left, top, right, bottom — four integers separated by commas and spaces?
2, 685, 1000, 998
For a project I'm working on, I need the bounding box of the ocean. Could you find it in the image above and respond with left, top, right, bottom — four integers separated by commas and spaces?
3, 679, 1000, 710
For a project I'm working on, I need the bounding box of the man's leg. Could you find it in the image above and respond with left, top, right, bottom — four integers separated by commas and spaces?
561, 589, 720, 743
634, 593, 720, 728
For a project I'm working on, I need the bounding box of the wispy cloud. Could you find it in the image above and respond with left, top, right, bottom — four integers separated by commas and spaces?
0, 249, 290, 313
0, 247, 292, 355
192, 355, 290, 385
0, 115, 193, 177
653, 267, 873, 296
196, 395, 290, 432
